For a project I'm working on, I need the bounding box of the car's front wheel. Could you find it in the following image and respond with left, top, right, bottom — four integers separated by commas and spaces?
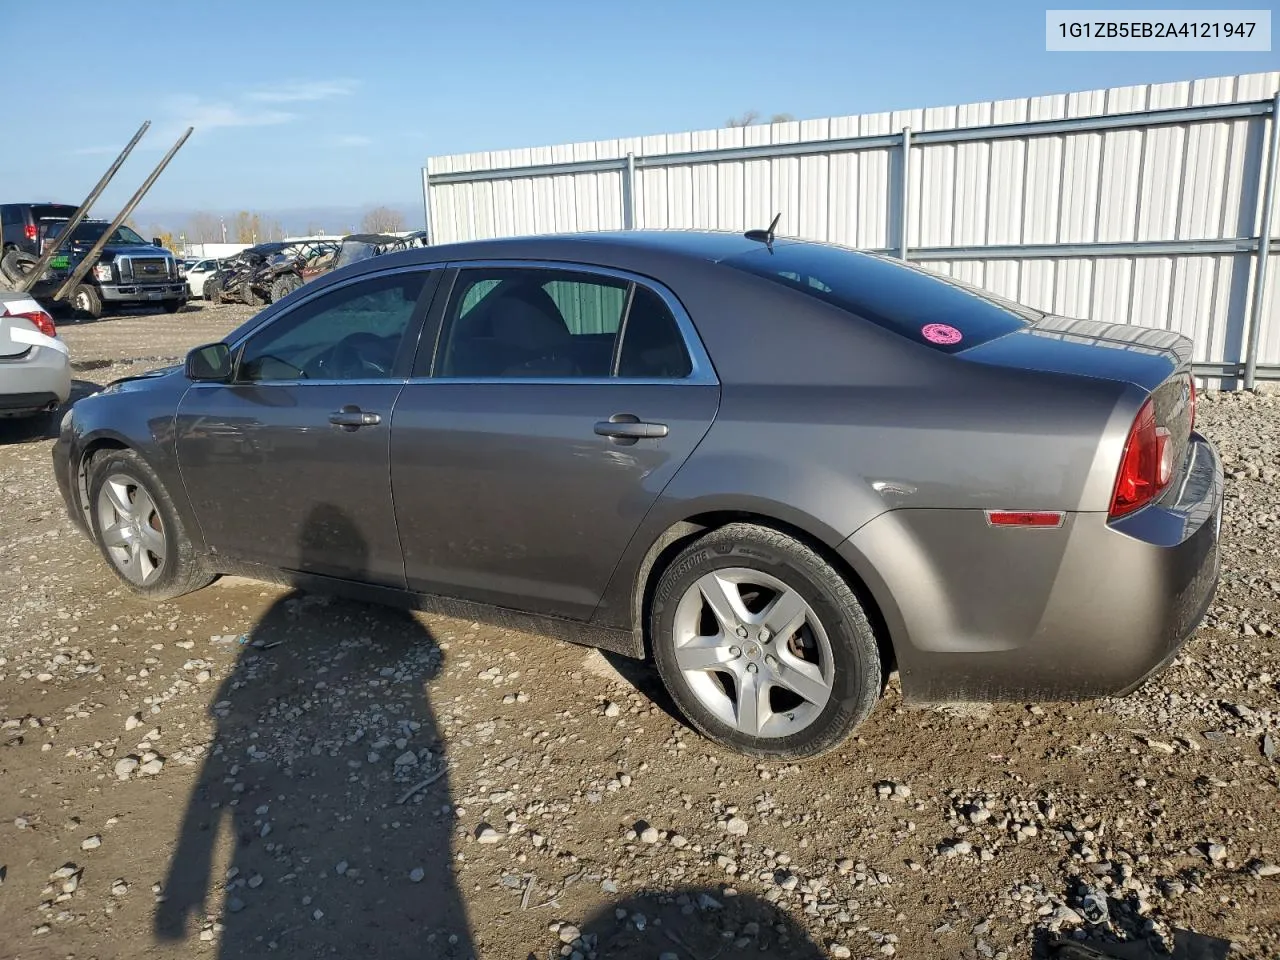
87, 449, 213, 600
650, 523, 881, 758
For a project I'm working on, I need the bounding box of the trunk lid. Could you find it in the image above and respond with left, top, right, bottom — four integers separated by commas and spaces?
957, 314, 1192, 393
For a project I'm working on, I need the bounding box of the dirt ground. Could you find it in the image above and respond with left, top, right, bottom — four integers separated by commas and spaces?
0, 302, 1277, 960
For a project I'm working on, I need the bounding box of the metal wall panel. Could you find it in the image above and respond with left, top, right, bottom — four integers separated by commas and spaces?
425, 71, 1280, 374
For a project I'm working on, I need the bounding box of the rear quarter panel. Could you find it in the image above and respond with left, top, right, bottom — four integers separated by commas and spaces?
592, 265, 1135, 631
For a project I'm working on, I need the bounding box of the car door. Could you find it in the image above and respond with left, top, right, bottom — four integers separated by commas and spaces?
390, 263, 720, 620
175, 267, 437, 587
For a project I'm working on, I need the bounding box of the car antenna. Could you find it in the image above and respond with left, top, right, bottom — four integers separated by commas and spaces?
744, 212, 781, 252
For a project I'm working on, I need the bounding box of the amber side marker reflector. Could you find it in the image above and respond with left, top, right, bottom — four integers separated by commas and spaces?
985, 510, 1065, 528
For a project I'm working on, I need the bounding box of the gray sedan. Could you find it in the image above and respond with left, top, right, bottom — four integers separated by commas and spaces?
52, 230, 1222, 758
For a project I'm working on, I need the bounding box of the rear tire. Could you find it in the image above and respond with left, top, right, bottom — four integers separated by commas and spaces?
204, 278, 222, 303
162, 301, 184, 314
270, 273, 302, 302
650, 523, 881, 759
70, 283, 103, 319
86, 448, 213, 601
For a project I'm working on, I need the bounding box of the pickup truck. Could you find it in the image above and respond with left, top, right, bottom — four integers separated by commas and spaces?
43, 220, 187, 318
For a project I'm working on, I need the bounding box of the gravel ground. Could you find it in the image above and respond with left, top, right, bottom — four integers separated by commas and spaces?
0, 302, 1277, 960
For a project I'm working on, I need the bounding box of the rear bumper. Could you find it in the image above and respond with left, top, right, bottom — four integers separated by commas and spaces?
99, 283, 187, 303
0, 347, 71, 417
841, 433, 1223, 702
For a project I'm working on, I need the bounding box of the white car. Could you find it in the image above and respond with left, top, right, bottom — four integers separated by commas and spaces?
0, 291, 71, 420
185, 258, 224, 299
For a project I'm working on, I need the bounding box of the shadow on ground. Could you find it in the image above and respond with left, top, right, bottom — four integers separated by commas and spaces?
154, 503, 473, 958
0, 378, 100, 444
552, 886, 825, 959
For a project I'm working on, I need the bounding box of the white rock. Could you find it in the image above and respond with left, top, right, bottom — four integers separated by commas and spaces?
409, 867, 425, 883
111, 880, 129, 896
81, 835, 102, 851
558, 924, 581, 944
603, 702, 621, 718
476, 826, 502, 844
832, 946, 852, 959
113, 757, 139, 780
725, 816, 749, 836
138, 757, 164, 777
639, 826, 660, 844
125, 714, 142, 731
394, 751, 418, 767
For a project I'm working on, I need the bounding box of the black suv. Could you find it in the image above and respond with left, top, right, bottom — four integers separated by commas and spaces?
1, 202, 78, 257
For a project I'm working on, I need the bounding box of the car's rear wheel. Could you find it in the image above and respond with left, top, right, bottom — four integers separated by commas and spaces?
650, 523, 881, 758
204, 278, 222, 303
87, 449, 213, 600
71, 283, 103, 319
162, 301, 184, 314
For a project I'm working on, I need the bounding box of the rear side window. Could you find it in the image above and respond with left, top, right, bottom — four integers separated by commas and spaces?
723, 243, 1038, 353
433, 267, 693, 380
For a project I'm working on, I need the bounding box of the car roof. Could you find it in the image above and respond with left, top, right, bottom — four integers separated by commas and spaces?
412, 229, 779, 265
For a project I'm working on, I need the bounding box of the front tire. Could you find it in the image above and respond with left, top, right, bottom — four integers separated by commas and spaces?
71, 283, 103, 319
241, 281, 264, 306
87, 449, 213, 600
162, 301, 184, 314
650, 523, 881, 759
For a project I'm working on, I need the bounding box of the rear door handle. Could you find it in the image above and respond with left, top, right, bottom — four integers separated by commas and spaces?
594, 413, 668, 442
329, 406, 382, 431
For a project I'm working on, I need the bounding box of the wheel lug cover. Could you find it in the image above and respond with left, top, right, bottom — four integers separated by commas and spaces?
745, 662, 758, 674
735, 625, 748, 638
729, 645, 742, 658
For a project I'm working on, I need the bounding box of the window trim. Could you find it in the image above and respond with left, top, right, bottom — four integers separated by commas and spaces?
203, 264, 441, 388
415, 259, 717, 386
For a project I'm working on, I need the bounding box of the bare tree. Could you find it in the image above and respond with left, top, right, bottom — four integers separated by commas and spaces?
727, 110, 795, 128
186, 212, 223, 243
360, 206, 406, 233
305, 221, 325, 236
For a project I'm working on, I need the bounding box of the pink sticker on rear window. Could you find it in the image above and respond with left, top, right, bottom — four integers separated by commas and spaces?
921, 323, 962, 345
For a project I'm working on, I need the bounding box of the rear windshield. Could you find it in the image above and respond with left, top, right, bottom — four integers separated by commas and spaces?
31, 204, 77, 223
722, 243, 1040, 353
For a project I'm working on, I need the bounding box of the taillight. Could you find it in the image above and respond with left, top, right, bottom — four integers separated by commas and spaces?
1109, 397, 1172, 519
13, 309, 56, 339
24, 224, 37, 241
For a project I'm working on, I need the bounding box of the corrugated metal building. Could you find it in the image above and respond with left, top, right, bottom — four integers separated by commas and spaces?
423, 72, 1280, 385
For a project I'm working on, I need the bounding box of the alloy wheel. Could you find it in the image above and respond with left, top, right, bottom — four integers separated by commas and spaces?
671, 568, 834, 738
96, 474, 167, 586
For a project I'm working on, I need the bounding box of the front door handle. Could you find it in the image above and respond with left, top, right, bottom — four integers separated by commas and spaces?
594, 413, 668, 443
328, 406, 382, 431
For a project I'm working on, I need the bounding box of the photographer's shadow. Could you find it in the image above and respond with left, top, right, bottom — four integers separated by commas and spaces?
155, 503, 472, 958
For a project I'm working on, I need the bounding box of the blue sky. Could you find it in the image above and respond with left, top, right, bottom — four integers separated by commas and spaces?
3, 0, 1275, 231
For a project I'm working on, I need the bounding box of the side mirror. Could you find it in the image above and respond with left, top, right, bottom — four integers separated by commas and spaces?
152, 237, 164, 248
186, 342, 232, 382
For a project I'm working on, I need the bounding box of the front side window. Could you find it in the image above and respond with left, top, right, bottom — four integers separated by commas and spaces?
237, 271, 427, 382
